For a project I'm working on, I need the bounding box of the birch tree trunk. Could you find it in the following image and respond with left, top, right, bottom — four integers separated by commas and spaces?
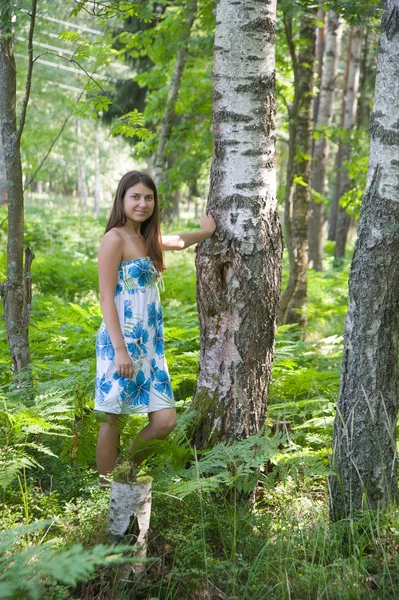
333, 26, 362, 263
190, 0, 282, 448
0, 3, 36, 376
328, 28, 353, 243
154, 0, 198, 191
330, 0, 399, 520
308, 11, 342, 271
279, 10, 317, 327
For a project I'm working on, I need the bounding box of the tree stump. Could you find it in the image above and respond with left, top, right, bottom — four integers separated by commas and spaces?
107, 462, 153, 578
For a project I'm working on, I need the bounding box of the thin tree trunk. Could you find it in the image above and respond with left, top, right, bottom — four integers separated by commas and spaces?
191, 0, 282, 448
154, 0, 198, 191
279, 10, 317, 327
312, 4, 326, 125
0, 134, 7, 205
356, 29, 370, 130
330, 0, 399, 520
0, 2, 36, 377
309, 11, 343, 270
328, 27, 352, 242
333, 26, 362, 263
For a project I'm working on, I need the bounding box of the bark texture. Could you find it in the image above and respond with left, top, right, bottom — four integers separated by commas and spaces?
330, 0, 399, 520
308, 11, 342, 271
0, 5, 36, 375
279, 10, 317, 327
191, 0, 282, 448
0, 134, 7, 205
154, 0, 198, 191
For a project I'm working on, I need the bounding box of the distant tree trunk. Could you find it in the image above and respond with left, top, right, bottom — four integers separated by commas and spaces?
309, 11, 343, 270
154, 0, 198, 191
0, 2, 36, 376
0, 135, 7, 205
191, 0, 282, 448
76, 119, 88, 210
328, 28, 353, 242
356, 29, 370, 130
356, 29, 378, 131
333, 26, 362, 264
312, 5, 326, 125
330, 0, 399, 520
94, 129, 101, 217
279, 10, 317, 327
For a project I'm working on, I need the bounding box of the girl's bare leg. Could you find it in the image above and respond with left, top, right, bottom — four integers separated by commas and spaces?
96, 413, 125, 485
128, 408, 177, 466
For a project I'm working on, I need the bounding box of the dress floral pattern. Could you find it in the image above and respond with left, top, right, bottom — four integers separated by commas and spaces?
94, 257, 175, 414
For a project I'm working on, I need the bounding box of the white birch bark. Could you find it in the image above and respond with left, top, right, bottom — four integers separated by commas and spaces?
191, 0, 282, 447
309, 11, 343, 270
332, 26, 362, 261
330, 0, 399, 519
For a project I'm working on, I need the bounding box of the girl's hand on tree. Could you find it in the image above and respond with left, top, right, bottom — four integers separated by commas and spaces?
200, 212, 216, 237
115, 347, 134, 379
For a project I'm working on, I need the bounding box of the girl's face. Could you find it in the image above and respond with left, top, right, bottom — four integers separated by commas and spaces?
123, 182, 155, 224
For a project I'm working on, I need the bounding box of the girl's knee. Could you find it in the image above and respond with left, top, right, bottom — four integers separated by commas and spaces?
151, 410, 177, 437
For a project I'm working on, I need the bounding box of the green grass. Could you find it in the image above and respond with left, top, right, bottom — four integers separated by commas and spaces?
1, 204, 399, 599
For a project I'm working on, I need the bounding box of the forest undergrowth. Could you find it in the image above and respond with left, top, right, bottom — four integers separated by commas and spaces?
1, 202, 399, 600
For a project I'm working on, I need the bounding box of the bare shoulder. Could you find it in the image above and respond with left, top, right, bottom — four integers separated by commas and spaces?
98, 228, 124, 266
99, 228, 123, 252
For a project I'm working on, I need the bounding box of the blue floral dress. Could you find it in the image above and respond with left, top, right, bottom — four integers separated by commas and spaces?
94, 256, 175, 415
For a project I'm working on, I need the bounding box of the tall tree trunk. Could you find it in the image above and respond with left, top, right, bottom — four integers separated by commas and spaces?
312, 4, 326, 125
309, 11, 343, 271
330, 0, 399, 520
0, 134, 7, 205
330, 27, 362, 261
328, 28, 353, 242
190, 0, 282, 448
154, 0, 198, 191
279, 10, 317, 327
0, 3, 36, 377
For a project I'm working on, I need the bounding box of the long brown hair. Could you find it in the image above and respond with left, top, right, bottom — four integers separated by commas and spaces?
105, 171, 165, 272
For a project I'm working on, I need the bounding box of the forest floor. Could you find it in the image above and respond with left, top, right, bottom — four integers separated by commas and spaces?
1, 201, 399, 600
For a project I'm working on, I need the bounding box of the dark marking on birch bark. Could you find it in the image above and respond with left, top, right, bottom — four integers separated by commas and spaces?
369, 115, 399, 145
214, 109, 253, 123
382, 5, 399, 39
242, 17, 275, 36
235, 74, 275, 94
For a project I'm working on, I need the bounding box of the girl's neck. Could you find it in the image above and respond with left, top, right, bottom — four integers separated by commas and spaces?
122, 221, 142, 236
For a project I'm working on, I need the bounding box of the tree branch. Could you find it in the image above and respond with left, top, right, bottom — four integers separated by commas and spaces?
23, 90, 85, 190
17, 0, 37, 143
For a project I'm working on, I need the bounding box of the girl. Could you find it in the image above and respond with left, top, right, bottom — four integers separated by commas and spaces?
94, 170, 216, 483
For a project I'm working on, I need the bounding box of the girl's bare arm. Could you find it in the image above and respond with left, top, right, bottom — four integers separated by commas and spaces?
161, 213, 216, 251
98, 231, 126, 351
